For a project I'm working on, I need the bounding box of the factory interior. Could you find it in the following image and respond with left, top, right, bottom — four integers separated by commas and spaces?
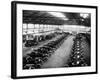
23, 10, 91, 69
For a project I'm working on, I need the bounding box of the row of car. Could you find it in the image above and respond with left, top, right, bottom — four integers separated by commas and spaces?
24, 32, 61, 47
23, 32, 69, 69
67, 33, 90, 67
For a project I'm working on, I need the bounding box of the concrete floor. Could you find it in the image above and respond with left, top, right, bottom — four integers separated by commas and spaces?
41, 35, 75, 68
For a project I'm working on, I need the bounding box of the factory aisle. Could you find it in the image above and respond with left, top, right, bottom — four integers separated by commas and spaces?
42, 35, 75, 68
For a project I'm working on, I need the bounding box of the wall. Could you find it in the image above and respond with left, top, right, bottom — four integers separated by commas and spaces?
0, 0, 99, 80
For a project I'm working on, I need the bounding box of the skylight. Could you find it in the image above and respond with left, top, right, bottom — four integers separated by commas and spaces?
48, 12, 68, 20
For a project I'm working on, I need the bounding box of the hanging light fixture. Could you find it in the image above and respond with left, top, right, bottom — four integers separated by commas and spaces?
80, 13, 89, 18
